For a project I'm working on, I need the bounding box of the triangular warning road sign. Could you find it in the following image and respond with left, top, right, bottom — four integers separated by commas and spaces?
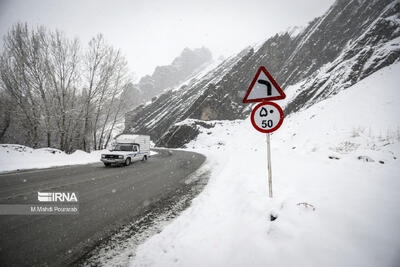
242, 66, 286, 103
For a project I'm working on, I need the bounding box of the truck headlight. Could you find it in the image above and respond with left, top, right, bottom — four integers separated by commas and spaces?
101, 155, 105, 158
118, 155, 124, 159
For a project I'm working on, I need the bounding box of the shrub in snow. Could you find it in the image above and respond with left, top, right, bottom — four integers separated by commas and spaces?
297, 202, 316, 211
357, 155, 375, 162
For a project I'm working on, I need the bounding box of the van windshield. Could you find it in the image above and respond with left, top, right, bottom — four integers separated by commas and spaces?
112, 144, 133, 151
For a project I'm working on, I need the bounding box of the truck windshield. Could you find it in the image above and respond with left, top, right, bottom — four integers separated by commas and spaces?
112, 144, 132, 151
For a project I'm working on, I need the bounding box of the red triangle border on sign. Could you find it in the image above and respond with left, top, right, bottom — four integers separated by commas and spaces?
242, 66, 286, 103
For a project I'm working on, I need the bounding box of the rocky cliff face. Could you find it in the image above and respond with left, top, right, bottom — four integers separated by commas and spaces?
125, 0, 400, 148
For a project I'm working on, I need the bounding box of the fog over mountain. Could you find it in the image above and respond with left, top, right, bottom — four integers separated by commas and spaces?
122, 47, 212, 107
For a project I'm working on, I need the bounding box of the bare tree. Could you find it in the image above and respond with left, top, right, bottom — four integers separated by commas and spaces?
97, 54, 130, 149
0, 24, 134, 152
0, 91, 12, 140
0, 23, 47, 147
81, 34, 107, 151
82, 34, 131, 151
44, 30, 80, 151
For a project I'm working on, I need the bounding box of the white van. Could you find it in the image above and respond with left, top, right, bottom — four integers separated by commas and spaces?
101, 134, 150, 167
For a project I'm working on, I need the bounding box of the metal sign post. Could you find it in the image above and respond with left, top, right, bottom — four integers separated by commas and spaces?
266, 133, 273, 198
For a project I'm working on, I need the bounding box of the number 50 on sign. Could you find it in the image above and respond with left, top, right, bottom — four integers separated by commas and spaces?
250, 102, 284, 133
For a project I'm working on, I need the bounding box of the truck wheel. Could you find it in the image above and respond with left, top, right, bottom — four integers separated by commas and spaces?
125, 158, 131, 166
104, 163, 111, 167
142, 155, 147, 161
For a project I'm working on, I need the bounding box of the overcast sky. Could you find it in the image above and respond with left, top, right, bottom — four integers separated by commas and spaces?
0, 0, 334, 79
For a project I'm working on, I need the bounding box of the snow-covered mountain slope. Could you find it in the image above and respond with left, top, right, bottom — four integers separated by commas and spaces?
129, 47, 213, 103
125, 0, 400, 148
129, 61, 400, 267
124, 48, 252, 146
284, 0, 400, 114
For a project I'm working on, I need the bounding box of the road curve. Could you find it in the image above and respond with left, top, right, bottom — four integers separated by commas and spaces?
0, 149, 205, 266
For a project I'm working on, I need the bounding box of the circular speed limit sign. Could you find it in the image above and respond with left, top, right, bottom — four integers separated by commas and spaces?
250, 102, 284, 133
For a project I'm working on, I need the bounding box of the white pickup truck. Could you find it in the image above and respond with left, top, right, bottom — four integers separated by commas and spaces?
101, 134, 150, 167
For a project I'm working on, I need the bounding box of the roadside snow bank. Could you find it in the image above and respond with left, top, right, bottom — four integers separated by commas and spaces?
130, 63, 400, 266
0, 144, 105, 173
0, 145, 159, 173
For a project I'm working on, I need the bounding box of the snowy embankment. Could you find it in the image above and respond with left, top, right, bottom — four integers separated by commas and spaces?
0, 145, 159, 173
130, 63, 400, 267
0, 145, 105, 173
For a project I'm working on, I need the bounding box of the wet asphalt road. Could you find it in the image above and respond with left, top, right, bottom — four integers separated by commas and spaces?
0, 149, 205, 266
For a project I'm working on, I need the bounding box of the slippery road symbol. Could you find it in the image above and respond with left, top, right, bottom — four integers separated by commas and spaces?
257, 79, 272, 96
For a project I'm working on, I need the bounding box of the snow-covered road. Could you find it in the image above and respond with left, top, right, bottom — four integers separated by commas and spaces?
0, 149, 205, 266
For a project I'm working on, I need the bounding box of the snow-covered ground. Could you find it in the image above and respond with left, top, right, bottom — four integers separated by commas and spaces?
0, 144, 106, 172
130, 63, 400, 266
0, 145, 158, 173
